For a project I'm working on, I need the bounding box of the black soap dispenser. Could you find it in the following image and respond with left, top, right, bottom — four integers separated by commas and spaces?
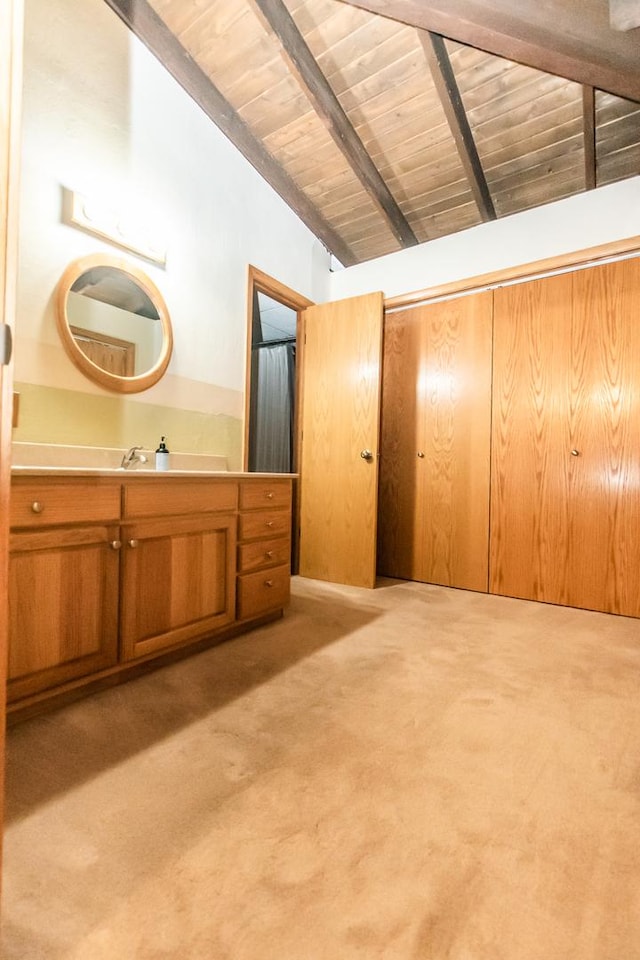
155, 436, 170, 471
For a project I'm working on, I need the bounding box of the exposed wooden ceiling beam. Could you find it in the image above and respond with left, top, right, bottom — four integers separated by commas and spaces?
610, 0, 640, 30
336, 0, 640, 102
102, 0, 358, 267
582, 86, 597, 191
248, 0, 418, 250
419, 32, 496, 222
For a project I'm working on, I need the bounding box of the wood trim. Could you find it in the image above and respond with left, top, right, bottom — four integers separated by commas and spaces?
336, 0, 640, 102
0, 0, 24, 890
384, 235, 640, 311
248, 266, 314, 311
419, 32, 496, 223
583, 85, 597, 191
102, 0, 357, 267
248, 0, 418, 250
244, 265, 311, 471
55, 253, 173, 393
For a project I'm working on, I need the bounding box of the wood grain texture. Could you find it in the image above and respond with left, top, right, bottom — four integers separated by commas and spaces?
299, 292, 383, 587
378, 292, 492, 590
490, 258, 640, 616
8, 525, 120, 699
0, 0, 23, 878
335, 0, 640, 101
120, 513, 237, 659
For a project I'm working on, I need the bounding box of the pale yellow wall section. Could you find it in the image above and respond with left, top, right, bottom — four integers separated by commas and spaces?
12, 383, 243, 470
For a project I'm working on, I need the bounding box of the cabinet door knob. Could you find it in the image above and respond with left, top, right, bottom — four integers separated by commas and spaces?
360, 449, 373, 461
264, 579, 274, 588
570, 449, 580, 457
417, 451, 425, 459
110, 540, 122, 550
128, 539, 139, 548
266, 520, 274, 528
265, 550, 274, 559
31, 501, 44, 513
265, 491, 274, 499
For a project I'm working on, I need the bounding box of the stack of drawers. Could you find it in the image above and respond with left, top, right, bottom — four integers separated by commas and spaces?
237, 479, 292, 621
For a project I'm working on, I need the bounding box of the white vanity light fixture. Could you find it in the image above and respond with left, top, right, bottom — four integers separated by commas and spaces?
61, 187, 167, 267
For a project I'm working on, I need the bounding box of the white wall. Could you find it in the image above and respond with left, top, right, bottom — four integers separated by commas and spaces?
16, 0, 329, 456
329, 177, 640, 301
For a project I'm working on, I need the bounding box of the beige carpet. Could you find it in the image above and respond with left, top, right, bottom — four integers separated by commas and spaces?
3, 576, 640, 960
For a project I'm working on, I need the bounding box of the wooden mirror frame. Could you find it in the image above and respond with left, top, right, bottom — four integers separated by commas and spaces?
56, 253, 173, 394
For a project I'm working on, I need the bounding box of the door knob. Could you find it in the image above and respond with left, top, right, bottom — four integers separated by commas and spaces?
360, 449, 374, 461
570, 449, 580, 457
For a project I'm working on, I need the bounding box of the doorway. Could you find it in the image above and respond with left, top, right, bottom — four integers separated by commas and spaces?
244, 267, 313, 571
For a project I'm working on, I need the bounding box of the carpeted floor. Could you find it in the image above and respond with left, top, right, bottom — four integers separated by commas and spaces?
3, 576, 640, 959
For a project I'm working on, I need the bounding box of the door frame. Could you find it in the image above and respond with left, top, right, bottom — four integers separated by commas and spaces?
244, 266, 314, 572
0, 0, 24, 896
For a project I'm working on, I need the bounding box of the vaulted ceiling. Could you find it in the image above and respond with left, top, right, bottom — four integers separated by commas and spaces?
104, 0, 640, 266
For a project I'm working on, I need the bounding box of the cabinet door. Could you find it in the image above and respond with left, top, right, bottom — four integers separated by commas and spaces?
378, 292, 493, 591
8, 525, 120, 701
490, 259, 640, 616
120, 512, 236, 660
299, 292, 383, 587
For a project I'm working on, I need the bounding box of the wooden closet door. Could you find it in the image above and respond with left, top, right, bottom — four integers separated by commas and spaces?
490, 258, 640, 616
378, 292, 493, 591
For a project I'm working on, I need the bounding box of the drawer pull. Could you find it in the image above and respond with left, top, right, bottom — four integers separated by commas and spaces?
110, 540, 122, 550
128, 539, 139, 549
265, 491, 274, 499
31, 501, 44, 514
265, 550, 274, 559
264, 579, 274, 588
265, 520, 274, 528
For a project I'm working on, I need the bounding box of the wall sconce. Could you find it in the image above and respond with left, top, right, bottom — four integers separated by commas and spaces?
62, 187, 167, 267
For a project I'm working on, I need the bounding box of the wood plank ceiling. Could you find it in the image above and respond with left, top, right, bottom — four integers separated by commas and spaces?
105, 0, 640, 266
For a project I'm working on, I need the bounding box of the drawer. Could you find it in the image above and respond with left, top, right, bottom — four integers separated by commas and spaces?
10, 480, 121, 527
239, 480, 291, 511
239, 509, 290, 542
238, 536, 290, 573
237, 563, 290, 620
123, 480, 238, 518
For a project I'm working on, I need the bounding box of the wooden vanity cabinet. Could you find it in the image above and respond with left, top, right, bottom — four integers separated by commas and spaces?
119, 479, 237, 660
8, 473, 293, 717
237, 479, 291, 621
8, 479, 121, 702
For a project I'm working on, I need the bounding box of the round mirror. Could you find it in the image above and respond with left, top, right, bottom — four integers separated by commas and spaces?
56, 253, 173, 393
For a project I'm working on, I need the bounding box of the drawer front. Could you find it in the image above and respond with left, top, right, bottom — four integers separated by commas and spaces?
123, 480, 238, 518
237, 563, 290, 620
238, 536, 290, 573
239, 480, 291, 511
239, 509, 290, 542
10, 481, 121, 527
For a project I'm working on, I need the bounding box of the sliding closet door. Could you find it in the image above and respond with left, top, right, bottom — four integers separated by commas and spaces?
490, 258, 640, 616
378, 291, 493, 591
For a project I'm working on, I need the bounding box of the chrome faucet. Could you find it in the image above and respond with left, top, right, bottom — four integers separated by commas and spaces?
120, 445, 148, 470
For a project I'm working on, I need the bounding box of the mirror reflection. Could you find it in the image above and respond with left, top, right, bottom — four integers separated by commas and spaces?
68, 266, 163, 377
56, 254, 173, 394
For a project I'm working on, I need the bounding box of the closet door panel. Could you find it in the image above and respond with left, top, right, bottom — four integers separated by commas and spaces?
491, 259, 640, 617
377, 309, 428, 580
490, 274, 573, 604
379, 291, 492, 591
566, 260, 640, 616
